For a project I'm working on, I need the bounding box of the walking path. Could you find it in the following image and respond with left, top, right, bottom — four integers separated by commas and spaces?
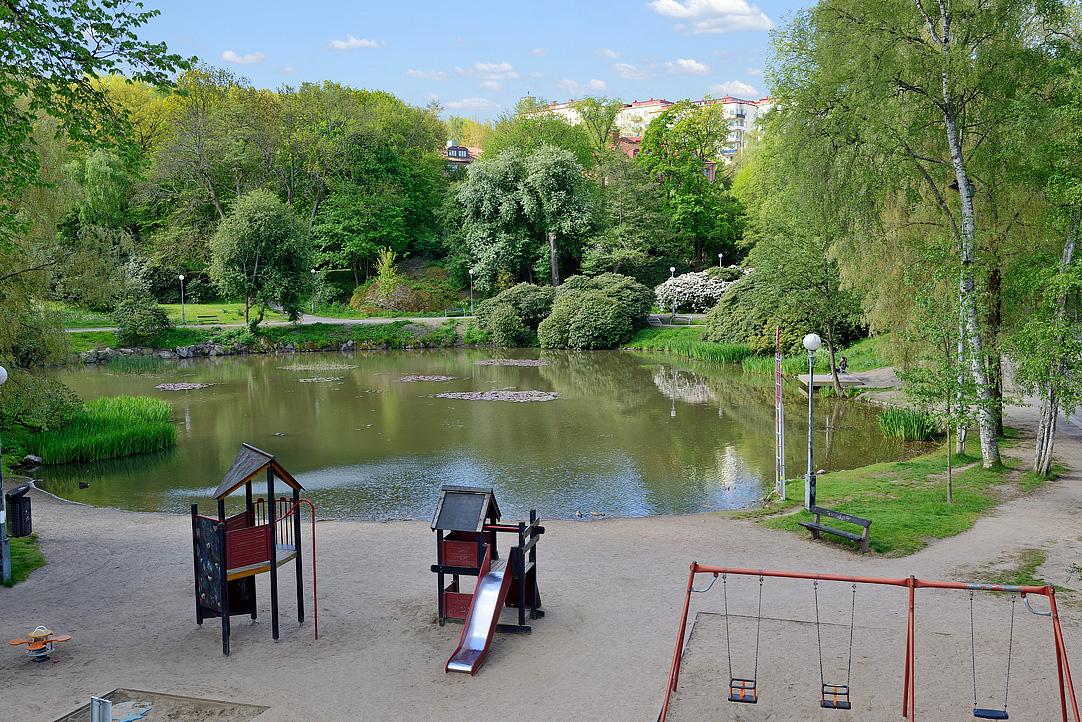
1, 399, 1079, 721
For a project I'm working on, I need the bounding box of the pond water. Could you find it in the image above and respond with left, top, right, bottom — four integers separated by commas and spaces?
37, 349, 914, 521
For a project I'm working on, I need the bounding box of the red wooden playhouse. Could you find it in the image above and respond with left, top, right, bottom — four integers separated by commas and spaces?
431, 485, 545, 675
190, 443, 317, 655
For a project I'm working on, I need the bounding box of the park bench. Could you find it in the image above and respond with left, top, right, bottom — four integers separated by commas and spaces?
444, 307, 468, 317
799, 505, 871, 554
195, 314, 221, 325
671, 315, 694, 326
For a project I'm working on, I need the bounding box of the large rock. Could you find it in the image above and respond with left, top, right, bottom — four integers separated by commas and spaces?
16, 454, 42, 469
81, 350, 98, 364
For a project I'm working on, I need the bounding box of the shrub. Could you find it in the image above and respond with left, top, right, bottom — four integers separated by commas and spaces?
476, 283, 555, 331
878, 408, 939, 441
655, 271, 734, 314
706, 265, 745, 283
27, 396, 176, 464
557, 273, 653, 323
539, 290, 633, 350
114, 288, 172, 347
349, 266, 461, 313
483, 304, 529, 347
463, 321, 491, 345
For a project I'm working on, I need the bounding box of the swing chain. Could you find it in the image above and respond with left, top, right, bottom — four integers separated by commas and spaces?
1004, 595, 1016, 712
971, 590, 1016, 714
753, 575, 764, 681
846, 583, 856, 686
722, 574, 733, 681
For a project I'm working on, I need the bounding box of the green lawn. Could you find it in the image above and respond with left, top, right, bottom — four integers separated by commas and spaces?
159, 303, 286, 325
312, 302, 468, 319
50, 302, 114, 329
4, 535, 45, 587
748, 435, 1020, 556
625, 327, 752, 364
68, 330, 118, 353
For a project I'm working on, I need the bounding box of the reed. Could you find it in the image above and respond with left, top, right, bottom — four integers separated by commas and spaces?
29, 396, 176, 464
877, 407, 939, 441
106, 355, 167, 373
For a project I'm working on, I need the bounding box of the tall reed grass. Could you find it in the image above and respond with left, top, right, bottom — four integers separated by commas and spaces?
877, 407, 938, 441
29, 396, 176, 464
625, 328, 752, 364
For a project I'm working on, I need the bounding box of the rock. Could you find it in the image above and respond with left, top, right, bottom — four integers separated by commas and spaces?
176, 346, 194, 359
99, 348, 116, 362
589, 511, 605, 517
81, 350, 98, 364
157, 350, 177, 359
16, 455, 42, 469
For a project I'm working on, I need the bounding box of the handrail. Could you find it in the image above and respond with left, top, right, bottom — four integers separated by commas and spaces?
251, 496, 318, 641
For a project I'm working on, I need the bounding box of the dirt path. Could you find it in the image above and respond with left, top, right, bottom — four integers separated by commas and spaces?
2, 399, 1080, 721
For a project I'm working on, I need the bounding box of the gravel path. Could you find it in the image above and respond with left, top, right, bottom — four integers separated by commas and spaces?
1, 399, 1080, 721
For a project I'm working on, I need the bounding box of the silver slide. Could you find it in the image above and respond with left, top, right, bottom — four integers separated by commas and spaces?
446, 558, 511, 674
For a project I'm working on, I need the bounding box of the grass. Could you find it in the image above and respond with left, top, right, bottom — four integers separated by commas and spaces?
51, 302, 114, 329
741, 334, 894, 375
106, 355, 167, 373
27, 396, 176, 464
312, 302, 465, 319
750, 434, 1018, 556
625, 327, 753, 364
878, 407, 939, 441
159, 303, 286, 325
3, 535, 46, 587
985, 548, 1048, 588
68, 330, 118, 353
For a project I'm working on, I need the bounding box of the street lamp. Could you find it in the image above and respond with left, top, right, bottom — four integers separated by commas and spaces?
178, 274, 186, 324
719, 252, 724, 267
310, 268, 317, 314
669, 266, 676, 318
0, 364, 9, 584
468, 268, 475, 316
803, 332, 822, 509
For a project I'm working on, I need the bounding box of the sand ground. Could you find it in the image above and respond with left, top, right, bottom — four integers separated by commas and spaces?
2, 398, 1081, 722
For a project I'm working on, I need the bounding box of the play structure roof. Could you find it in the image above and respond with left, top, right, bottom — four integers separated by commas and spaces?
431, 485, 501, 532
213, 443, 303, 500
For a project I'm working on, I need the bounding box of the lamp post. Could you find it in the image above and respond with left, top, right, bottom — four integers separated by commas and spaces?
0, 364, 9, 584
468, 268, 475, 316
803, 333, 822, 509
310, 268, 316, 314
178, 274, 186, 324
669, 266, 676, 318
718, 252, 724, 267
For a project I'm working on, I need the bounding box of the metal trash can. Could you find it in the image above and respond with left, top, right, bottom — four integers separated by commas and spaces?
5, 484, 31, 537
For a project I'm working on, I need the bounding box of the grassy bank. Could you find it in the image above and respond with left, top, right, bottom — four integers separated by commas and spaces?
741, 335, 892, 375
3, 535, 46, 587
625, 327, 752, 364
159, 303, 286, 325
747, 436, 1022, 556
27, 396, 176, 464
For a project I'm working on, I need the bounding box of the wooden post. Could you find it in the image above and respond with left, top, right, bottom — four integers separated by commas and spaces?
293, 487, 304, 624
518, 521, 527, 627
217, 498, 230, 656
267, 468, 279, 641
436, 530, 445, 625
191, 504, 203, 625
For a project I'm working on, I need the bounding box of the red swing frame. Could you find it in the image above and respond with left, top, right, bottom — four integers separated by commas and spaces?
659, 563, 1080, 722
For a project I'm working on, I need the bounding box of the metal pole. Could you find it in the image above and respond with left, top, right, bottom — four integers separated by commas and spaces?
806, 349, 816, 509
179, 276, 186, 324
469, 275, 474, 316
0, 424, 9, 585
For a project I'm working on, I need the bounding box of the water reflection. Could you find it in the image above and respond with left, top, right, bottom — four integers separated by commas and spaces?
36, 349, 914, 520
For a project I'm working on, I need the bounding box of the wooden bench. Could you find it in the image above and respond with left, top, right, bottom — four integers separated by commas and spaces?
799, 506, 871, 554
671, 315, 694, 326
444, 307, 468, 317
195, 314, 221, 325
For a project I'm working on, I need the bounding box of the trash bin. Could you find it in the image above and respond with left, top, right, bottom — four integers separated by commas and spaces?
5, 484, 31, 538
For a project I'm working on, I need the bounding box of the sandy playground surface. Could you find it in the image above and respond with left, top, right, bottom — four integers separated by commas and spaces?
2, 399, 1082, 722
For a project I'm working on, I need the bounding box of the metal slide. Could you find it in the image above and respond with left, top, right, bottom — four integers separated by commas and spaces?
446, 549, 512, 675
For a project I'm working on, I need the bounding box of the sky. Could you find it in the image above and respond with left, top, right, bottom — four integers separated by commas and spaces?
143, 0, 812, 118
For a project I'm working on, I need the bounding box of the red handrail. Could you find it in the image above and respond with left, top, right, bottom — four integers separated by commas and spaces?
658, 562, 1079, 722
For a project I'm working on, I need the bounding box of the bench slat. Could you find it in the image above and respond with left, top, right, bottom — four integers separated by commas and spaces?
810, 505, 871, 528
799, 522, 864, 542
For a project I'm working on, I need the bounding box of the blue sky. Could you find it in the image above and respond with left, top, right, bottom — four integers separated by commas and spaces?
144, 0, 811, 117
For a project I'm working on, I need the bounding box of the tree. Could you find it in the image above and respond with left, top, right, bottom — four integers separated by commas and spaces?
313, 183, 406, 285
571, 97, 625, 165
485, 97, 593, 168
446, 116, 494, 147
520, 147, 593, 285
0, 0, 188, 244
209, 189, 312, 325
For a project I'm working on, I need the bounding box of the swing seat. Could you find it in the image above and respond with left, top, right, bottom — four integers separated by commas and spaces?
820, 683, 851, 710
728, 678, 758, 704
973, 710, 1008, 720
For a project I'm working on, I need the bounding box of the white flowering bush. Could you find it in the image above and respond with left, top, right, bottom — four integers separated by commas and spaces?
655, 271, 734, 313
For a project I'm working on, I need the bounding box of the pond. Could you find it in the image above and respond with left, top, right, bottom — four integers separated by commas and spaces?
36, 349, 914, 521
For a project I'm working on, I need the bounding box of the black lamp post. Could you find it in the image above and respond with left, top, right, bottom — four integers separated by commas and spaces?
803, 333, 822, 509
0, 364, 9, 584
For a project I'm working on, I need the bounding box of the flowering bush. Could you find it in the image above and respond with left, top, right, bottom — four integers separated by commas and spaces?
655, 271, 734, 313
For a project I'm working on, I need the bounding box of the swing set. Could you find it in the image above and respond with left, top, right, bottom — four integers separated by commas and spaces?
659, 563, 1080, 721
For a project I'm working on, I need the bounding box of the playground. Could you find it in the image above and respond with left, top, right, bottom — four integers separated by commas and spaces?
0, 399, 1080, 720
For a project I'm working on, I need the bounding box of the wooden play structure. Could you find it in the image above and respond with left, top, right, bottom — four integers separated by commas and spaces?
659, 563, 1080, 721
8, 626, 71, 662
190, 444, 317, 656
430, 485, 544, 675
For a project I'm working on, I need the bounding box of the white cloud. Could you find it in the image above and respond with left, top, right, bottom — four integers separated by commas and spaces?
647, 0, 773, 34
480, 79, 502, 91
530, 48, 547, 57
557, 78, 607, 95
407, 68, 448, 80
612, 62, 651, 80
281, 65, 296, 75
444, 97, 500, 111
473, 61, 518, 80
329, 34, 384, 50
595, 48, 621, 59
746, 67, 763, 77
221, 50, 264, 65
665, 58, 710, 75
709, 79, 760, 97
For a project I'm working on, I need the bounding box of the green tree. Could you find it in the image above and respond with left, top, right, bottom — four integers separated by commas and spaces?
313, 183, 406, 285
485, 97, 593, 168
520, 147, 593, 285
209, 189, 313, 325
571, 97, 625, 165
